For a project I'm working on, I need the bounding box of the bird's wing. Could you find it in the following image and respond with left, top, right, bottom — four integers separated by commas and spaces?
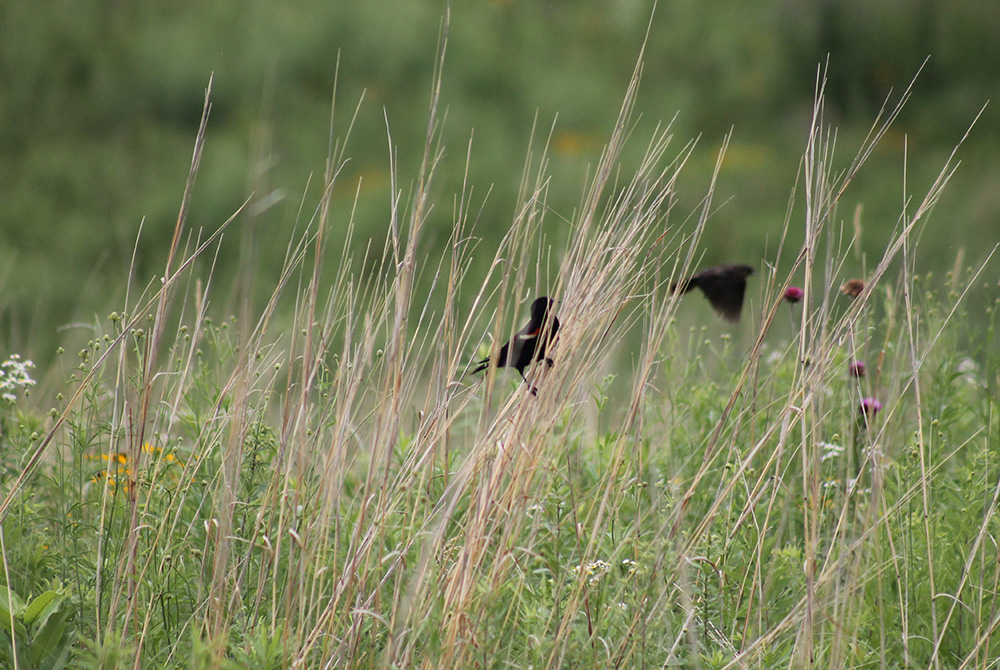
517, 322, 540, 340
670, 278, 694, 294
506, 322, 534, 365
700, 281, 746, 323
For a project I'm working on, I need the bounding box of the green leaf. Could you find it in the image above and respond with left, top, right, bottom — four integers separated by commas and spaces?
0, 587, 25, 637
30, 607, 72, 669
23, 590, 61, 628
0, 587, 25, 614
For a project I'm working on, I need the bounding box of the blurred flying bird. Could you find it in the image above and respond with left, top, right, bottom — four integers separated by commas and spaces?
671, 264, 755, 323
470, 296, 560, 395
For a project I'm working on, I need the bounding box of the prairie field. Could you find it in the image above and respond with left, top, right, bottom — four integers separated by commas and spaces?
1, 21, 999, 670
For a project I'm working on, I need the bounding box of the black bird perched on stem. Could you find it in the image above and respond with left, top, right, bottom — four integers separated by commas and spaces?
470, 296, 560, 395
671, 264, 755, 323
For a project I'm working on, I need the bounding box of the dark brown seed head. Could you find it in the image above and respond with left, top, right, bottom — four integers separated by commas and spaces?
841, 279, 865, 298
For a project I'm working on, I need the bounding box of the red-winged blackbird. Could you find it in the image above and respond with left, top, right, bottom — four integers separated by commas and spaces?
470, 296, 560, 395
671, 264, 755, 323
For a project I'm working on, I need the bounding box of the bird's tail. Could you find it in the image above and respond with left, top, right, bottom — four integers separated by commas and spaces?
468, 358, 490, 376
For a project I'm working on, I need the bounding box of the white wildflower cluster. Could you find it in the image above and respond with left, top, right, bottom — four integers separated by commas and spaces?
845, 477, 871, 496
621, 558, 638, 576
0, 355, 36, 404
572, 559, 612, 584
819, 442, 844, 462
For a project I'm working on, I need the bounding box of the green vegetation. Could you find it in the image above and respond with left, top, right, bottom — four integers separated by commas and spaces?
0, 24, 998, 665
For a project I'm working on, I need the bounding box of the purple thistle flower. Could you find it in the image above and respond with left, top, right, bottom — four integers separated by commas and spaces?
849, 361, 866, 378
859, 397, 882, 416
784, 286, 804, 304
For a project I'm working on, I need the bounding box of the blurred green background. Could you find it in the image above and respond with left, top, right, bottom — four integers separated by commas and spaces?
1, 0, 997, 363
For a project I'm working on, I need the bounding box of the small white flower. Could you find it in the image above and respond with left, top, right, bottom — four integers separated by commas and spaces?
819, 442, 844, 462
574, 560, 613, 584
845, 478, 870, 496
586, 560, 612, 584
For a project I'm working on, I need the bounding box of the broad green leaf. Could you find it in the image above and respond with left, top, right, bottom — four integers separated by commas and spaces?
23, 590, 61, 628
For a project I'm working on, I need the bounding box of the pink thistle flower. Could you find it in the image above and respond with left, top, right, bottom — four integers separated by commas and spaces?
849, 361, 866, 378
784, 286, 804, 304
859, 397, 882, 416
